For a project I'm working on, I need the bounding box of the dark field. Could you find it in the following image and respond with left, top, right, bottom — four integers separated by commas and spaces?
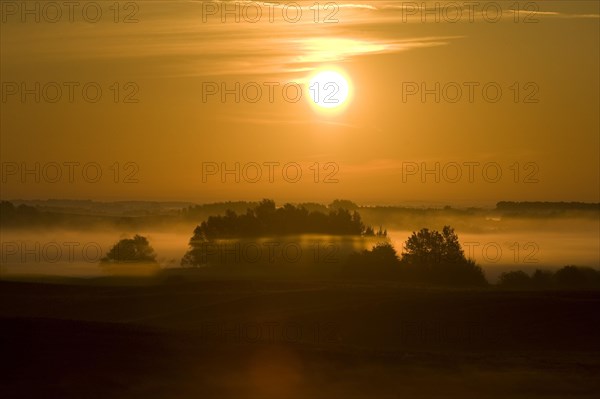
1, 278, 599, 398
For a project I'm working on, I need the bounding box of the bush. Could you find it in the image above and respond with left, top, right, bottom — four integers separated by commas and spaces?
101, 235, 157, 264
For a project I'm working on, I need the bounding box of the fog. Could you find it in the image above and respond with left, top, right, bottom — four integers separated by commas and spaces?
1, 215, 598, 282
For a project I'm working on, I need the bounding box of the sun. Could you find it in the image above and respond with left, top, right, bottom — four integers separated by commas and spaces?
307, 70, 351, 111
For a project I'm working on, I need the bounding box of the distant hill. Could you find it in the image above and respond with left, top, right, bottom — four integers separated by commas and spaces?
1, 199, 598, 229
496, 201, 600, 215
6, 199, 194, 216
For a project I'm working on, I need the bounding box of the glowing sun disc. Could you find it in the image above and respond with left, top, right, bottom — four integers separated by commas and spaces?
308, 70, 350, 109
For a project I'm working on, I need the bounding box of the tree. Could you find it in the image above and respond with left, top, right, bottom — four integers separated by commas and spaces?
344, 242, 401, 278
101, 235, 157, 264
184, 199, 376, 242
254, 198, 276, 223
328, 199, 359, 211
554, 265, 600, 289
180, 200, 384, 267
369, 242, 400, 265
402, 226, 464, 266
400, 226, 487, 286
495, 267, 600, 290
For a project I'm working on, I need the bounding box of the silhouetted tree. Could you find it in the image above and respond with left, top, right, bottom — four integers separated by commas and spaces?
185, 199, 376, 241
369, 242, 400, 265
181, 200, 382, 267
402, 226, 463, 266
344, 242, 400, 278
554, 265, 600, 289
101, 235, 157, 264
400, 226, 487, 286
495, 266, 600, 290
329, 199, 359, 211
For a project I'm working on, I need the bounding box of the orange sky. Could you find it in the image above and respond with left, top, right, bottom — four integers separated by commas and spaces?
1, 1, 599, 205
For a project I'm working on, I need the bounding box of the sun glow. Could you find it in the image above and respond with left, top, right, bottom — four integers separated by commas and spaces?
307, 70, 352, 112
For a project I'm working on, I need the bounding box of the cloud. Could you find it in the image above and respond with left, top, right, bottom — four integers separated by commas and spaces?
4, 0, 595, 80
0, 1, 464, 79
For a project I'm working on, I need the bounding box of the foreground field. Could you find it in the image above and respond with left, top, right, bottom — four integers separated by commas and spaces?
1, 278, 599, 398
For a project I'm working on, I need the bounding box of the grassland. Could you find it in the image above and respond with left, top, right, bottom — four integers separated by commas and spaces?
1, 276, 599, 398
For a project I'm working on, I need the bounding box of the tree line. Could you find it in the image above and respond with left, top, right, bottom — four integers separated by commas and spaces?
7, 198, 595, 289
498, 267, 600, 289
101, 223, 599, 289
187, 199, 384, 240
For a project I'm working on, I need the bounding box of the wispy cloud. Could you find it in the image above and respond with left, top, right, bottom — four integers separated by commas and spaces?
3, 0, 595, 80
